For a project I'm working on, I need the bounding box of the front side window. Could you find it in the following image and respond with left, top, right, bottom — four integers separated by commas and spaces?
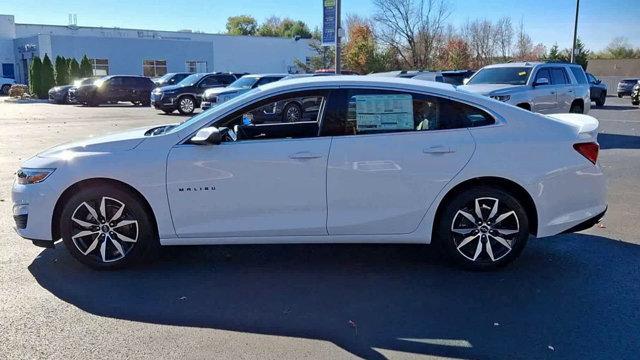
143, 60, 167, 77
468, 67, 531, 85
535, 68, 551, 84
90, 59, 109, 76
321, 89, 494, 136
211, 90, 327, 142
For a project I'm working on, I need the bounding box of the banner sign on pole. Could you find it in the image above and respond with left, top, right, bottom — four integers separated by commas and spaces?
322, 0, 336, 46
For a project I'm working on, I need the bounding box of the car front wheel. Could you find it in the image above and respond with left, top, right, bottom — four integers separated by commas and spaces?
59, 184, 158, 270
177, 96, 195, 115
436, 186, 529, 270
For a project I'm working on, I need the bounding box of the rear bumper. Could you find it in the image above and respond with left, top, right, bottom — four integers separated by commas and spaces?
562, 207, 607, 234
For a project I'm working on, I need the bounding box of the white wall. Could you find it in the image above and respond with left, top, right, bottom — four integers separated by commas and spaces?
0, 15, 16, 64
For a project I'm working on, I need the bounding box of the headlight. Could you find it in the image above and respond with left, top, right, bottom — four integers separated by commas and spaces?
16, 168, 55, 185
490, 95, 511, 102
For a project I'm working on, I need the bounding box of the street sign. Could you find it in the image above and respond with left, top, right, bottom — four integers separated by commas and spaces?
322, 0, 336, 46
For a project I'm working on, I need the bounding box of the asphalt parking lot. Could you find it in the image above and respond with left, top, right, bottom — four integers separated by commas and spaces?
0, 98, 639, 359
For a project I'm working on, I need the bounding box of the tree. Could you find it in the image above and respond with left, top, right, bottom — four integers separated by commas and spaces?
343, 22, 389, 74
494, 17, 513, 61
54, 55, 70, 85
373, 0, 451, 69
41, 54, 56, 95
79, 55, 93, 77
562, 38, 589, 70
603, 37, 636, 59
29, 56, 42, 98
294, 39, 335, 73
226, 15, 258, 36
546, 43, 566, 61
257, 17, 312, 38
68, 58, 81, 80
461, 19, 496, 68
513, 18, 533, 60
437, 37, 471, 69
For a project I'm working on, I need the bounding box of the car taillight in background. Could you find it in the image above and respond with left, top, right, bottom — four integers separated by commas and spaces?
573, 142, 599, 164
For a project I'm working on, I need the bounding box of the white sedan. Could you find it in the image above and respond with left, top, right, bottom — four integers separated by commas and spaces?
12, 76, 607, 270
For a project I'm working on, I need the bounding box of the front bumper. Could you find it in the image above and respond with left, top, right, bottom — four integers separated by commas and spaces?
11, 179, 58, 245
151, 93, 177, 110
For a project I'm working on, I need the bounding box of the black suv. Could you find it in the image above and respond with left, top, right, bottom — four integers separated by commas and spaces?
586, 72, 608, 107
632, 81, 640, 106
151, 72, 240, 114
75, 75, 155, 106
153, 72, 190, 87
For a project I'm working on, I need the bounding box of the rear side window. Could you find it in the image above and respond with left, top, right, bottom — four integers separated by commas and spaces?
569, 66, 588, 85
321, 89, 494, 136
219, 74, 236, 85
550, 68, 569, 85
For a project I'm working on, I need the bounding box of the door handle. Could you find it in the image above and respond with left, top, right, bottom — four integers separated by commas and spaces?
289, 151, 323, 160
550, 91, 556, 95
567, 90, 574, 93
423, 146, 454, 154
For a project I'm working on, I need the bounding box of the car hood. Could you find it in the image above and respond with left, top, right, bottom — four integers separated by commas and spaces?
36, 126, 154, 158
50, 85, 73, 92
458, 83, 524, 96
158, 84, 188, 92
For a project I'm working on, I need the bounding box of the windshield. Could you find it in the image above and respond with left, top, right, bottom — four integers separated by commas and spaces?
177, 73, 206, 86
228, 77, 258, 89
156, 73, 175, 84
167, 88, 261, 134
468, 67, 532, 85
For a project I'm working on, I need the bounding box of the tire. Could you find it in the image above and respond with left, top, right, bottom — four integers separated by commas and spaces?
435, 186, 530, 270
633, 101, 639, 106
59, 183, 159, 270
618, 93, 623, 98
282, 103, 303, 122
594, 92, 606, 107
141, 99, 151, 107
1, 84, 11, 95
162, 109, 174, 114
569, 102, 583, 113
177, 96, 196, 115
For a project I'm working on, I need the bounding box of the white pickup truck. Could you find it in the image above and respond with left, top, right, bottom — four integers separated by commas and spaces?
1, 76, 15, 95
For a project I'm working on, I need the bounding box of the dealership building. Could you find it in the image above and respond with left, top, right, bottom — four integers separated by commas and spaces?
0, 14, 313, 84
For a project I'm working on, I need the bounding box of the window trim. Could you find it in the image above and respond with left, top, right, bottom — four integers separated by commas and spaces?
176, 86, 505, 145
142, 59, 167, 77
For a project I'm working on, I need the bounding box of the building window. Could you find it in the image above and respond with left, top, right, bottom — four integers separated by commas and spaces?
186, 61, 207, 73
90, 59, 109, 76
143, 60, 167, 77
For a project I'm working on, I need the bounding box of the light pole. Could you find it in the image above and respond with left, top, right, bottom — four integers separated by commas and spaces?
335, 0, 341, 74
570, 0, 580, 63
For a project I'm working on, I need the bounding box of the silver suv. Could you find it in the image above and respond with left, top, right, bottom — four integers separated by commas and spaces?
458, 62, 590, 114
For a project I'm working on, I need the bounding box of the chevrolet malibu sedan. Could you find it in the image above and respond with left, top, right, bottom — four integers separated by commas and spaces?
12, 76, 607, 270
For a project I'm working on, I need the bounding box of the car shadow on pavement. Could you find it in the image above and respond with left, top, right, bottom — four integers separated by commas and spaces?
597, 104, 637, 111
598, 133, 640, 149
28, 234, 640, 359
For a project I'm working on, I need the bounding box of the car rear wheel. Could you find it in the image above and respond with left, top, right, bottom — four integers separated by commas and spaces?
177, 96, 195, 115
282, 103, 303, 122
435, 186, 529, 270
595, 92, 606, 107
60, 184, 159, 270
617, 93, 623, 98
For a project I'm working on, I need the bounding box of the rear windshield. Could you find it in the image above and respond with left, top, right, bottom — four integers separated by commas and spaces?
467, 67, 532, 85
622, 79, 639, 84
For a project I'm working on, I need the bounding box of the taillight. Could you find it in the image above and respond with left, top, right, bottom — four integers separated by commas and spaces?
573, 142, 599, 164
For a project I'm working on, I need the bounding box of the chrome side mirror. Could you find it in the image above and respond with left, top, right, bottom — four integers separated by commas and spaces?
534, 77, 550, 86
190, 127, 222, 145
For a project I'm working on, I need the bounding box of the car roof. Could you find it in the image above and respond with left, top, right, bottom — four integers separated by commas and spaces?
243, 73, 289, 78
259, 75, 457, 93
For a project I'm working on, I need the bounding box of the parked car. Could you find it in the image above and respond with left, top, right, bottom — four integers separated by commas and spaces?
49, 77, 99, 104
458, 62, 591, 114
74, 75, 155, 107
616, 78, 640, 98
632, 81, 640, 106
152, 72, 190, 87
12, 76, 607, 271
151, 72, 239, 115
586, 72, 607, 107
200, 74, 288, 110
1, 76, 15, 95
315, 69, 360, 75
369, 70, 475, 86
441, 70, 475, 86
67, 77, 101, 104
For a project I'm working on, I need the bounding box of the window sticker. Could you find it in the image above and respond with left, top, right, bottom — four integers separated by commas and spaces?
518, 71, 527, 76
350, 94, 414, 132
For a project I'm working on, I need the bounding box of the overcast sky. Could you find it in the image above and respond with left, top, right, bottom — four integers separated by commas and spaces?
3, 0, 639, 51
